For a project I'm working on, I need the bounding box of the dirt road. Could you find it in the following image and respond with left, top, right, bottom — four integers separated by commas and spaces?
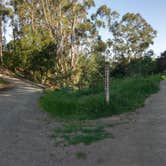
0, 75, 61, 166
0, 74, 166, 166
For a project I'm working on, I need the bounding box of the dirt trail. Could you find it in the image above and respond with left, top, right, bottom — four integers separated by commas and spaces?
0, 74, 166, 166
0, 75, 62, 166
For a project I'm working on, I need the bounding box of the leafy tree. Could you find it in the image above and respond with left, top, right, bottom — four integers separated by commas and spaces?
111, 56, 157, 77
112, 13, 157, 61
4, 0, 99, 86
91, 5, 119, 50
3, 1, 158, 89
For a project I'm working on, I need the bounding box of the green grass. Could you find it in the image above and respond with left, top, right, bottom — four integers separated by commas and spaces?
75, 151, 87, 160
161, 74, 166, 80
40, 75, 161, 120
41, 74, 161, 145
0, 78, 7, 84
53, 122, 113, 145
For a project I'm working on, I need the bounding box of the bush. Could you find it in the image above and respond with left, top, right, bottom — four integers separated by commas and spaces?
111, 56, 157, 77
156, 51, 166, 73
40, 75, 161, 120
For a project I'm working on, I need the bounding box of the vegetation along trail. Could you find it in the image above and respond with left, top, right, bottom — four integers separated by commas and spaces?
0, 74, 166, 166
1, 0, 166, 165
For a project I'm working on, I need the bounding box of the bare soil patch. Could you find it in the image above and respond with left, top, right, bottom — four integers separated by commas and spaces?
0, 83, 14, 91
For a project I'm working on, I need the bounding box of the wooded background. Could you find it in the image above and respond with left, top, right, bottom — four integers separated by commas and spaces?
0, 0, 166, 89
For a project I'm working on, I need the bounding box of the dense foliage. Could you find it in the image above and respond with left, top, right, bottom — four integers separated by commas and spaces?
111, 55, 157, 77
1, 0, 160, 89
156, 51, 166, 73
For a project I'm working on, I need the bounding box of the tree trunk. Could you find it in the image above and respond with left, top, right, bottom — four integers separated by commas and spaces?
0, 14, 3, 65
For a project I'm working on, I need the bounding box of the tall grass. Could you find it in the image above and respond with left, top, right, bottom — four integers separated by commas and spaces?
40, 75, 161, 120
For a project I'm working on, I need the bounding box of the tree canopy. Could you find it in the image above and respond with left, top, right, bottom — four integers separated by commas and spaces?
1, 0, 158, 88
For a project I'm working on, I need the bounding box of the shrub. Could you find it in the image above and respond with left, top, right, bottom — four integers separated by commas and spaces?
40, 75, 161, 120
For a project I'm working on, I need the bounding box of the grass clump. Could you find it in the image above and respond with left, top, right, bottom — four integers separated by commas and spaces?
0, 78, 7, 84
161, 74, 166, 80
40, 75, 161, 120
53, 122, 112, 145
75, 151, 87, 160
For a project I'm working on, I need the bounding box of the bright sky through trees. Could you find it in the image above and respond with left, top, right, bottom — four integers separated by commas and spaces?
5, 0, 165, 55
90, 0, 166, 55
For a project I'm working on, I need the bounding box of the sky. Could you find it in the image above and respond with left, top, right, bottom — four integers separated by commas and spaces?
92, 0, 166, 55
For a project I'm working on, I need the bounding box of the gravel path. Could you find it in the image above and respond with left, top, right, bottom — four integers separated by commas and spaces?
64, 79, 166, 166
0, 75, 166, 166
0, 75, 63, 166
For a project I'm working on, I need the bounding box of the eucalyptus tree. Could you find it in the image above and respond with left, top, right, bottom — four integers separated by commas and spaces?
6, 0, 99, 86
0, 0, 12, 65
91, 5, 119, 52
39, 0, 97, 86
8, 0, 53, 77
4, 1, 158, 88
112, 13, 157, 61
